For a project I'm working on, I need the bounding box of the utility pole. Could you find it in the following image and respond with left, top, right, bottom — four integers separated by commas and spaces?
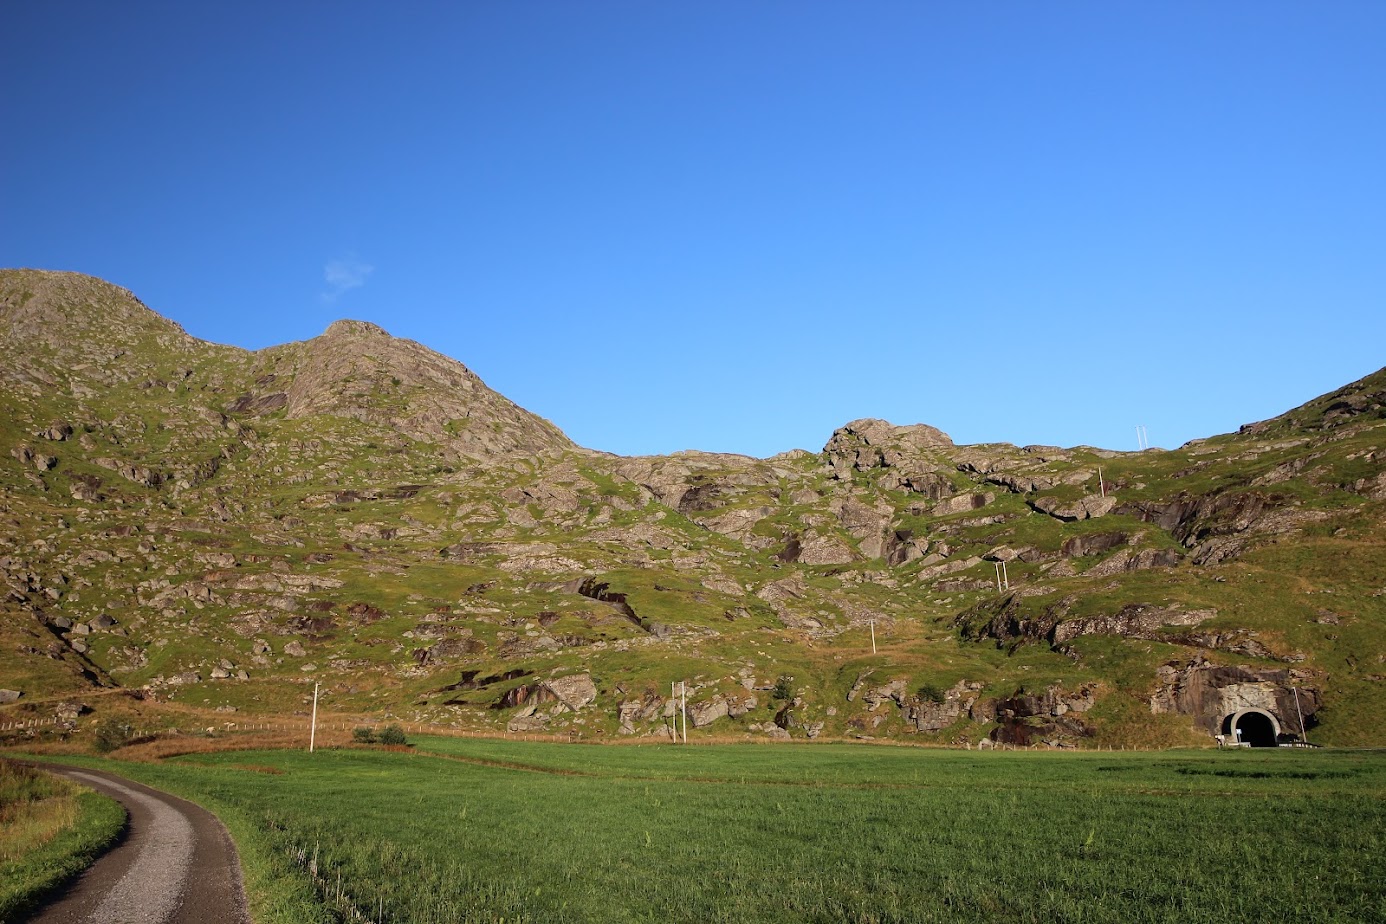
1098, 466, 1106, 498
680, 681, 688, 744
309, 681, 319, 753
1293, 686, 1306, 743
869, 619, 876, 655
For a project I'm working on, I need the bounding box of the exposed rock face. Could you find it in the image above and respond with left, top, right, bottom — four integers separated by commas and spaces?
932, 493, 993, 516
796, 533, 856, 566
958, 597, 1218, 651
1030, 494, 1116, 522
846, 674, 985, 735
610, 452, 772, 511
506, 705, 548, 732
688, 695, 729, 728
895, 471, 953, 500
860, 678, 907, 708
539, 673, 597, 711
991, 684, 1099, 746
1052, 605, 1213, 645
1061, 532, 1128, 558
907, 681, 982, 732
1115, 489, 1327, 564
576, 579, 644, 629
1078, 547, 1182, 577
11, 446, 57, 471
1348, 470, 1386, 500
727, 694, 758, 717
411, 636, 486, 666
882, 529, 928, 565
985, 472, 1054, 494
617, 692, 665, 734
755, 575, 827, 631
1150, 658, 1320, 737
823, 418, 952, 480
92, 456, 165, 488
40, 423, 74, 442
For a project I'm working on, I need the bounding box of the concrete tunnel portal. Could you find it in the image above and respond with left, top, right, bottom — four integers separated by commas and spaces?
1222, 708, 1281, 747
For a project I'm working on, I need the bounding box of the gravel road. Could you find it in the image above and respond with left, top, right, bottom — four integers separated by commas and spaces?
25, 767, 250, 924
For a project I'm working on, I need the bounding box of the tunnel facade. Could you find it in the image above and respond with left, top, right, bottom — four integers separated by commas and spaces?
1221, 708, 1281, 747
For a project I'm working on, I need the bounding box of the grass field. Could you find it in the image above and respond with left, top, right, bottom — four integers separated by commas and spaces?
50, 739, 1386, 924
0, 759, 126, 921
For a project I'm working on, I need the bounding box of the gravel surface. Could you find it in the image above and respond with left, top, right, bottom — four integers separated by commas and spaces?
25, 767, 249, 924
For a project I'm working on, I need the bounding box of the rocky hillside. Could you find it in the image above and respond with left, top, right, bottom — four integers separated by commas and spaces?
2, 269, 1383, 748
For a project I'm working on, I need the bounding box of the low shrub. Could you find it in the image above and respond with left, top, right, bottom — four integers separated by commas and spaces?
91, 720, 134, 754
917, 683, 946, 704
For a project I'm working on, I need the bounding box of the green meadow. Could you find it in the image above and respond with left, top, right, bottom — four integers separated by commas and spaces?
52, 739, 1386, 924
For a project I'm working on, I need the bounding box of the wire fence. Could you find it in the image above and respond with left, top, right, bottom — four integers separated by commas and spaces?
0, 715, 66, 731
0, 712, 582, 746
0, 711, 1209, 751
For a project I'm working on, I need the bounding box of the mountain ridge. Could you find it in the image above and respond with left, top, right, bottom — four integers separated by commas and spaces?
2, 269, 1383, 750
13, 268, 1365, 460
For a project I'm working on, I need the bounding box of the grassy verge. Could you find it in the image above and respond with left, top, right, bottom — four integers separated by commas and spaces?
0, 758, 126, 921
16, 752, 335, 924
32, 740, 1386, 924
185, 793, 336, 924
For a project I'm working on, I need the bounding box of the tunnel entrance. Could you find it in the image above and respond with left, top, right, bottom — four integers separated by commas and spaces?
1221, 709, 1280, 747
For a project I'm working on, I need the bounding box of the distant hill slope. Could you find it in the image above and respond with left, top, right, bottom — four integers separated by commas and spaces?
2, 269, 1383, 749
0, 270, 572, 462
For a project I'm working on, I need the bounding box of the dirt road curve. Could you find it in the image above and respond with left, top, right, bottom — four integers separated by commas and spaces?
26, 767, 249, 924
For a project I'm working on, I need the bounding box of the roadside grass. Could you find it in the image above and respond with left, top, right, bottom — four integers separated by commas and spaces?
54, 740, 1386, 924
0, 758, 125, 921
11, 747, 338, 924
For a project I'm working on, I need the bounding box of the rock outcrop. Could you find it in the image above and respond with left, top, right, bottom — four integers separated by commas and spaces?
1150, 658, 1320, 738
1030, 494, 1117, 522
990, 684, 1100, 746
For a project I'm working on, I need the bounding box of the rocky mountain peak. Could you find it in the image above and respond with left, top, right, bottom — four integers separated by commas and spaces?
323, 319, 391, 338
1, 269, 206, 399
0, 269, 193, 349
824, 418, 953, 461
270, 313, 573, 461
821, 418, 955, 489
838, 419, 952, 448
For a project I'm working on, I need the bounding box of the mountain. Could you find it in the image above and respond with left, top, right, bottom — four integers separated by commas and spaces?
2, 269, 1383, 748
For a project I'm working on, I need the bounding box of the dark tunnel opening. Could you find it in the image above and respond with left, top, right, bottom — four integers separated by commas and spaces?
1222, 710, 1279, 747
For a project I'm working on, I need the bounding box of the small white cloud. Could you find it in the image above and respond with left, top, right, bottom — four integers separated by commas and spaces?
322, 256, 374, 300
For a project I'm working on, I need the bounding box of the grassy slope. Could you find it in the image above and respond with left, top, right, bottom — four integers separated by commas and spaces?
2, 270, 1384, 750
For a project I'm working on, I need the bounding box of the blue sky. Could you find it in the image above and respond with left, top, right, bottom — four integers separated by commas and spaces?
4, 3, 1383, 457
